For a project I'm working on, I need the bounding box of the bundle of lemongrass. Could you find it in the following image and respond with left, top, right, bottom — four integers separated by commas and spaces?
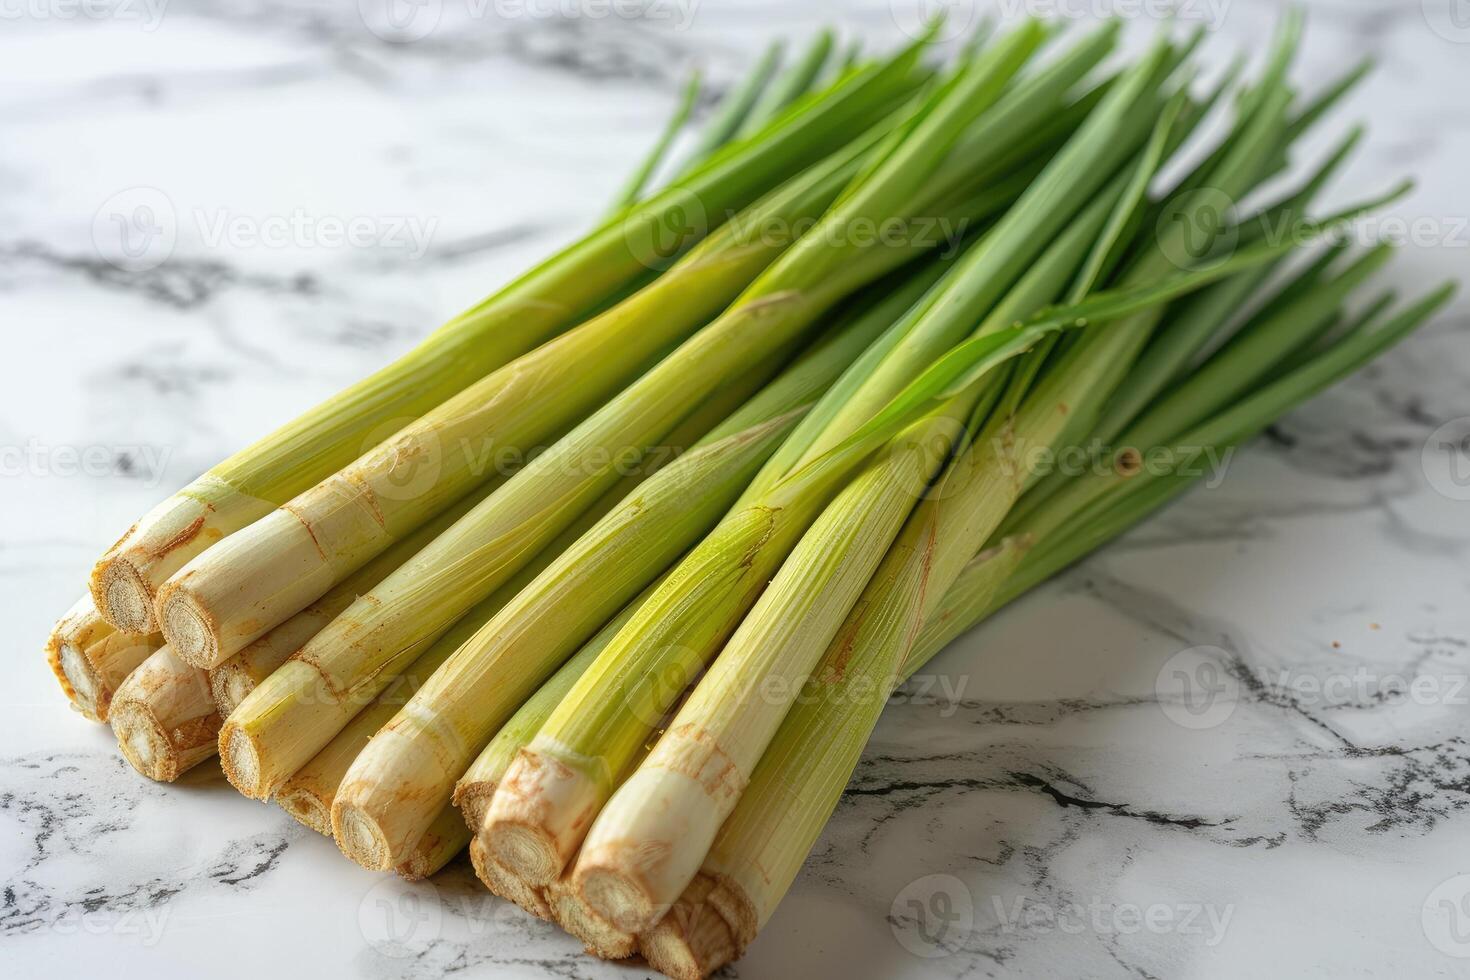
46, 15, 1455, 978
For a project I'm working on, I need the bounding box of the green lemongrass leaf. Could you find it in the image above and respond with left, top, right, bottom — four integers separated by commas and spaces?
1089, 124, 1371, 445
1071, 89, 1186, 302
1016, 283, 1456, 555
959, 14, 997, 60
608, 72, 702, 213
1273, 288, 1397, 377
1287, 57, 1374, 142
740, 30, 835, 138
821, 20, 1045, 227
1244, 240, 1351, 324
924, 23, 1122, 208
1121, 243, 1395, 453
818, 220, 1305, 494
686, 41, 784, 165
1181, 284, 1457, 453
954, 284, 1455, 660
666, 28, 929, 194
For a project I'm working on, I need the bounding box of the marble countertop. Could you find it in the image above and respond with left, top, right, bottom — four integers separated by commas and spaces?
4, 1, 1469, 977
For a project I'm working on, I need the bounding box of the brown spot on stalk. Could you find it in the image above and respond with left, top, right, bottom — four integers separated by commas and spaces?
342, 470, 386, 528
283, 504, 329, 561
1115, 447, 1144, 477
149, 515, 206, 558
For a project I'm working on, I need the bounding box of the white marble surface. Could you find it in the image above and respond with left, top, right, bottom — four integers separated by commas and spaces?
4, 1, 1469, 977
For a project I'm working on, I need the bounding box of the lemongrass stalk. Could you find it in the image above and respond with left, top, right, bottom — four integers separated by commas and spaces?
208, 608, 331, 719
47, 595, 163, 721
94, 40, 928, 637
573, 398, 982, 931
225, 26, 1041, 810
274, 589, 503, 832
220, 405, 678, 804
639, 501, 996, 978
46, 595, 118, 710
333, 403, 810, 867
157, 133, 891, 671
455, 587, 652, 830
581, 84, 1205, 914
460, 596, 661, 924
207, 476, 506, 713
328, 263, 950, 872
110, 645, 219, 782
396, 807, 468, 881
639, 469, 1005, 977
67, 629, 166, 723
470, 836, 553, 920
547, 875, 640, 959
